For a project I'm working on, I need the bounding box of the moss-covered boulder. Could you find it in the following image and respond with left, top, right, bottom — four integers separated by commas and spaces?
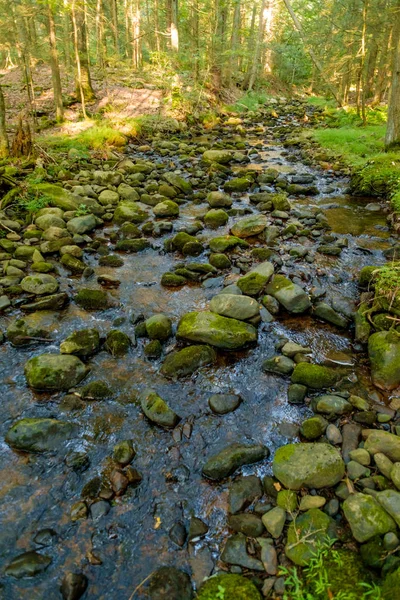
177, 311, 257, 350
170, 232, 198, 252
202, 443, 269, 480
60, 253, 86, 273
265, 274, 310, 313
207, 191, 233, 208
139, 388, 180, 428
231, 214, 268, 238
66, 214, 97, 235
237, 261, 274, 296
146, 314, 172, 341
368, 331, 400, 390
163, 172, 192, 194
271, 192, 291, 211
204, 208, 229, 228
6, 418, 75, 452
74, 288, 112, 310
161, 272, 187, 287
364, 430, 400, 462
104, 330, 131, 356
291, 363, 339, 389
115, 239, 150, 252
273, 443, 345, 490
202, 150, 233, 164
285, 509, 337, 566
210, 294, 259, 320
113, 201, 148, 224
153, 200, 179, 218
7, 318, 50, 347
300, 415, 328, 440
25, 353, 89, 391
33, 183, 79, 211
80, 380, 112, 400
60, 328, 100, 357
359, 265, 379, 287
224, 177, 252, 193
343, 493, 396, 543
209, 253, 231, 269
382, 567, 400, 600
197, 574, 261, 600
160, 345, 216, 378
21, 274, 59, 295
209, 235, 249, 253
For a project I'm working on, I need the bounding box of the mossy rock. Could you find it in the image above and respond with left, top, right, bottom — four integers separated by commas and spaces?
74, 288, 112, 310
359, 265, 379, 287
33, 183, 79, 211
161, 272, 187, 287
209, 236, 249, 253
139, 388, 180, 428
285, 509, 337, 566
307, 549, 374, 598
104, 330, 131, 357
197, 574, 261, 600
265, 274, 310, 313
144, 339, 163, 359
163, 172, 192, 194
291, 362, 339, 389
300, 415, 328, 440
177, 311, 257, 350
202, 150, 233, 164
153, 200, 179, 218
209, 253, 231, 269
7, 318, 50, 347
25, 353, 90, 391
231, 214, 268, 238
115, 239, 150, 252
271, 192, 291, 211
99, 254, 124, 267
161, 345, 217, 378
145, 314, 172, 341
60, 328, 100, 357
60, 253, 86, 273
6, 418, 75, 452
204, 209, 229, 228
80, 380, 112, 400
368, 330, 400, 390
237, 261, 274, 296
224, 177, 252, 193
113, 201, 148, 224
207, 191, 233, 208
21, 274, 59, 295
382, 567, 400, 599
170, 232, 198, 252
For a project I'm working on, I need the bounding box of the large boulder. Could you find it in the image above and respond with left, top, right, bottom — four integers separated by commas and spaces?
160, 345, 217, 378
202, 443, 269, 480
285, 509, 337, 566
273, 443, 345, 490
113, 201, 148, 224
21, 274, 59, 296
202, 150, 233, 164
207, 191, 232, 208
60, 328, 100, 357
368, 331, 400, 390
265, 274, 311, 313
25, 353, 90, 391
66, 214, 97, 235
6, 418, 75, 452
177, 311, 257, 350
343, 493, 396, 542
237, 261, 274, 296
209, 294, 259, 320
231, 215, 268, 238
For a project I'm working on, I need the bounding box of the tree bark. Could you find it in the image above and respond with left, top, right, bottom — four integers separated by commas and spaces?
96, 0, 106, 70
131, 0, 142, 68
111, 0, 119, 55
0, 85, 9, 158
385, 1, 400, 148
71, 0, 95, 111
248, 0, 266, 90
171, 0, 179, 51
47, 1, 64, 122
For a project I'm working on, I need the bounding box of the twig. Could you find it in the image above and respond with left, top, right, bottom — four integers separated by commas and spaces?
128, 573, 153, 600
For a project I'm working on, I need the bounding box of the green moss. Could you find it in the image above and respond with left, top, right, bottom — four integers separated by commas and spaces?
209, 236, 249, 253
197, 574, 261, 600
204, 208, 229, 228
99, 254, 124, 267
291, 362, 338, 389
160, 344, 217, 378
74, 289, 110, 310
224, 177, 252, 192
115, 239, 150, 252
104, 330, 131, 357
382, 567, 400, 599
277, 489, 297, 512
145, 314, 172, 341
80, 380, 112, 400
161, 272, 187, 287
359, 265, 379, 287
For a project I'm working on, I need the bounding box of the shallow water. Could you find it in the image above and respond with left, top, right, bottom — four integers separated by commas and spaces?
0, 124, 392, 599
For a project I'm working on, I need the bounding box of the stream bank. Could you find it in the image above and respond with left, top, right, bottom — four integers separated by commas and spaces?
0, 99, 399, 599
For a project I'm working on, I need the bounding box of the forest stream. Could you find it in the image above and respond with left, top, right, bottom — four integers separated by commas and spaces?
0, 103, 396, 599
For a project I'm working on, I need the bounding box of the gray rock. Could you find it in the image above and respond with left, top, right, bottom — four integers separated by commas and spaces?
202, 443, 269, 480
6, 418, 75, 452
209, 393, 241, 415
261, 506, 286, 538
25, 353, 90, 390
21, 274, 59, 295
343, 493, 396, 542
312, 394, 353, 415
67, 214, 97, 234
229, 475, 263, 514
313, 302, 349, 328
263, 355, 295, 375
221, 533, 264, 570
60, 572, 88, 600
177, 311, 257, 350
139, 388, 180, 428
209, 294, 259, 320
376, 490, 400, 527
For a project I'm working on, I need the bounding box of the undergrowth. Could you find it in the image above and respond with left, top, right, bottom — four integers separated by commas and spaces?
281, 539, 382, 600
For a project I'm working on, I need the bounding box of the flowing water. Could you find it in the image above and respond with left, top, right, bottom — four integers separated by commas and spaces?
0, 118, 393, 599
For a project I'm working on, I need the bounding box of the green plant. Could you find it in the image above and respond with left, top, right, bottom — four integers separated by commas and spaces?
18, 193, 50, 214
281, 539, 382, 600
216, 585, 225, 599
75, 203, 90, 216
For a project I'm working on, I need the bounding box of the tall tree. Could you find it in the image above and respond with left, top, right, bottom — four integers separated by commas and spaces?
71, 0, 95, 106
385, 0, 400, 148
47, 0, 64, 122
0, 84, 9, 158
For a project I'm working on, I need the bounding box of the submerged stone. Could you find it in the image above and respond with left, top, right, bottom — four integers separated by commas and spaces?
221, 533, 264, 570
5, 551, 52, 578
161, 345, 217, 378
145, 314, 172, 340
209, 294, 259, 320
144, 566, 193, 600
6, 418, 75, 452
74, 288, 113, 310
177, 311, 257, 350
60, 328, 100, 357
202, 443, 269, 480
104, 330, 131, 357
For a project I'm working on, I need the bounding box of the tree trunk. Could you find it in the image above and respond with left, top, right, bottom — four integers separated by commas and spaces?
96, 0, 106, 70
63, 0, 72, 69
248, 0, 266, 90
171, 0, 179, 51
111, 0, 119, 55
131, 0, 142, 68
0, 85, 9, 158
192, 0, 200, 80
385, 1, 400, 148
228, 0, 241, 84
47, 1, 64, 122
71, 0, 95, 110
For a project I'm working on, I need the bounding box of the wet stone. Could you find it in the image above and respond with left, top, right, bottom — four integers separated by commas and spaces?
139, 388, 180, 428
228, 513, 264, 537
5, 551, 52, 579
169, 521, 187, 546
221, 533, 264, 571
90, 499, 111, 521
33, 528, 57, 547
229, 475, 263, 514
60, 572, 88, 600
144, 566, 193, 600
188, 516, 209, 541
261, 506, 286, 538
202, 443, 269, 481
209, 393, 241, 415
113, 439, 136, 466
